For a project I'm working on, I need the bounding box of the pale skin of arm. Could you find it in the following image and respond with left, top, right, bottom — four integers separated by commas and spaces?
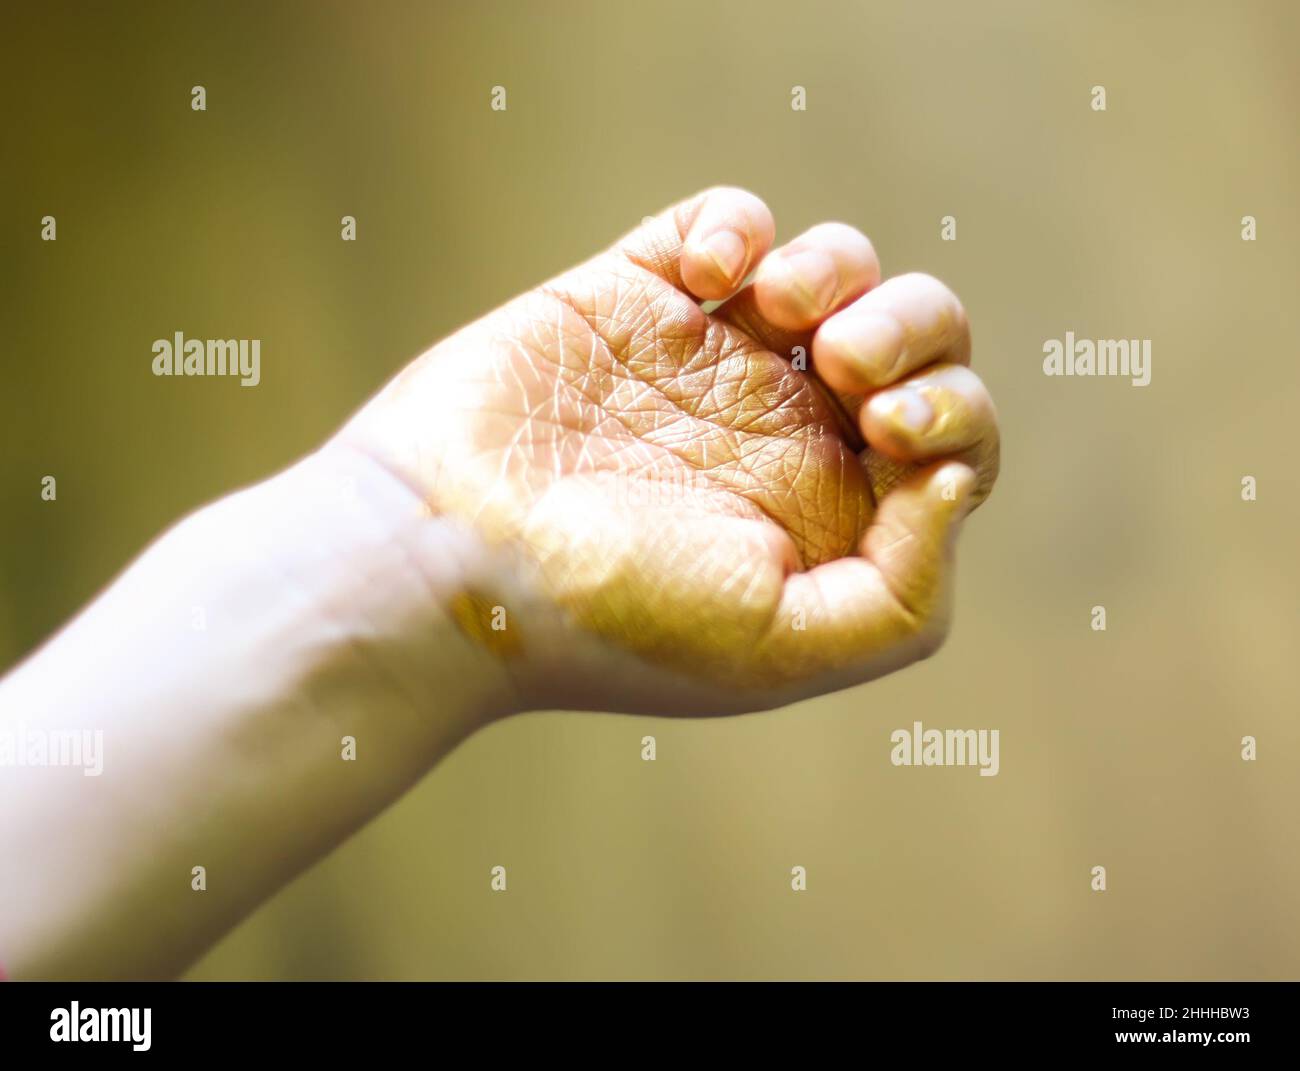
0, 188, 999, 979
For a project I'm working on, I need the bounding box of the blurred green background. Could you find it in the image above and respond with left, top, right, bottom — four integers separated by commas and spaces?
2, 0, 1297, 979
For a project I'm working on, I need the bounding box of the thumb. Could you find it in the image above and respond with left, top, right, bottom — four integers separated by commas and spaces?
609, 186, 775, 302
756, 461, 976, 688
860, 460, 977, 628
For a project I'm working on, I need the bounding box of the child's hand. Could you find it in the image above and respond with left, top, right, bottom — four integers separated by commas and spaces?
337, 187, 1000, 715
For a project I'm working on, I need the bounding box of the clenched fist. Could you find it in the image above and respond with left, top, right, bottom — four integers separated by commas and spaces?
337, 186, 1000, 714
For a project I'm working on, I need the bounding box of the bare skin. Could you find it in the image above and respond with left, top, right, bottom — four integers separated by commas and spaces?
0, 186, 999, 978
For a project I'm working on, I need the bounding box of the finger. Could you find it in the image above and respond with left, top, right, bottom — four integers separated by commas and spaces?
711, 222, 881, 355
711, 223, 880, 449
750, 222, 881, 332
756, 461, 975, 683
614, 186, 775, 301
813, 272, 971, 394
858, 363, 999, 509
861, 363, 993, 458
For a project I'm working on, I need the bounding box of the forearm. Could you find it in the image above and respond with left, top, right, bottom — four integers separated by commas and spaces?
0, 445, 515, 980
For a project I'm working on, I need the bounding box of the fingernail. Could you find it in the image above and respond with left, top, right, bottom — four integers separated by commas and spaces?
891, 389, 934, 433
777, 249, 838, 313
699, 229, 747, 283
828, 311, 905, 387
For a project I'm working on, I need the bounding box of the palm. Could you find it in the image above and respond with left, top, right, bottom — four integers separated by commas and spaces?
459, 260, 872, 564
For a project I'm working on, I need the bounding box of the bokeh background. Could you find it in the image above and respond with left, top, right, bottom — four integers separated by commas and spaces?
2, 0, 1297, 979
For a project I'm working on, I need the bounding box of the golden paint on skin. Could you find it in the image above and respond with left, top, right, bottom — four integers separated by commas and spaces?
864, 451, 918, 504
448, 589, 524, 659
522, 508, 860, 691
430, 446, 886, 688
916, 383, 964, 440
808, 371, 868, 454
349, 238, 984, 692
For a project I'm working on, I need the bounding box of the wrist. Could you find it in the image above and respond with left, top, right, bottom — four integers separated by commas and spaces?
0, 443, 520, 978
255, 442, 524, 753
